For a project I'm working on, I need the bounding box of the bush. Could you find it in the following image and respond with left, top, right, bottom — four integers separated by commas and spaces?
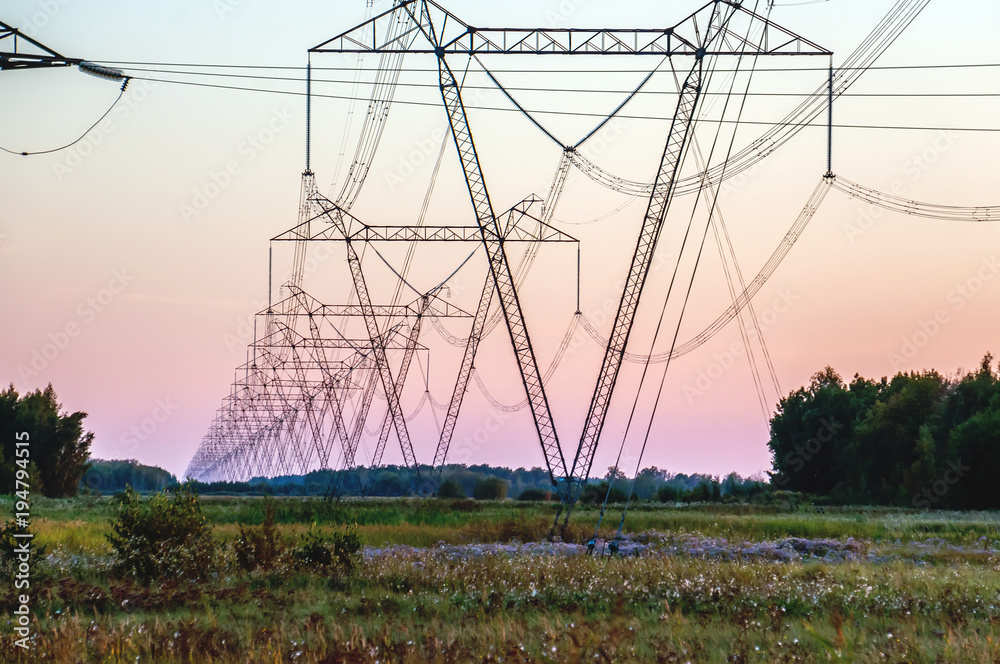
436, 479, 465, 499
657, 485, 680, 502
473, 477, 508, 500
683, 481, 722, 503
0, 521, 46, 572
518, 488, 554, 501
292, 524, 361, 575
106, 484, 215, 581
233, 497, 283, 572
449, 499, 481, 512
580, 482, 627, 505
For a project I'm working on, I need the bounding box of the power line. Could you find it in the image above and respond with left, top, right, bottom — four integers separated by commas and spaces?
126, 74, 1000, 133
0, 78, 130, 156
103, 64, 1000, 98
98, 59, 1000, 74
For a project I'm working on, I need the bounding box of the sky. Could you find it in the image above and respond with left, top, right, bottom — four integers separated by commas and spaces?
1, 0, 999, 482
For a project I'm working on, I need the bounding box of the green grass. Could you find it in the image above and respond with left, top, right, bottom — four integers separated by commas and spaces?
5, 495, 1000, 662
15, 494, 1000, 544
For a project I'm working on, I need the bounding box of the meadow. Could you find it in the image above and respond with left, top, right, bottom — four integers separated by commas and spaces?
3, 495, 1000, 662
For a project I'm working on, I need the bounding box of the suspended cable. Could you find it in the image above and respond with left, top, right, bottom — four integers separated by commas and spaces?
697, 148, 774, 422
588, 9, 751, 547
99, 58, 1000, 74
600, 1, 769, 545
99, 64, 1000, 98
675, 48, 781, 414
473, 55, 566, 148
684, 81, 782, 419
364, 243, 423, 297
831, 175, 1000, 221
565, 0, 939, 198
572, 175, 833, 370
0, 77, 130, 156
476, 55, 653, 338
334, 4, 415, 209
330, 1, 378, 194
119, 75, 1000, 133
470, 314, 581, 412
614, 44, 768, 544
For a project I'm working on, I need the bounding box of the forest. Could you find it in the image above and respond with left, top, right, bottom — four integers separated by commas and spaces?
768, 354, 1000, 508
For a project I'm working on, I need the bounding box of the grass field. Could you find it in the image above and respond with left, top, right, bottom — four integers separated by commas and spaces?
3, 495, 1000, 662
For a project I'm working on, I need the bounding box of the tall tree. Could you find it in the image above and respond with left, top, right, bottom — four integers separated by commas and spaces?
0, 384, 93, 497
768, 367, 873, 495
946, 395, 1000, 509
850, 371, 948, 504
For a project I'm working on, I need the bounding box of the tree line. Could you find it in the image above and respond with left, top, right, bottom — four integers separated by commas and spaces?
82, 459, 177, 493
768, 354, 1000, 509
6, 355, 999, 512
187, 464, 770, 504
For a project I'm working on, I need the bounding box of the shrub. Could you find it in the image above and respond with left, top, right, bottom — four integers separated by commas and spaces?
0, 521, 46, 572
436, 479, 465, 499
292, 524, 361, 575
518, 488, 554, 501
233, 497, 283, 572
657, 484, 680, 502
473, 477, 508, 500
106, 484, 215, 581
580, 482, 627, 504
682, 481, 722, 503
449, 499, 481, 512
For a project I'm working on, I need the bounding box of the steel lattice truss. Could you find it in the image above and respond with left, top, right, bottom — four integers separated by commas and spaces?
185, 0, 827, 505
187, 290, 435, 482
0, 20, 80, 71
186, 180, 577, 482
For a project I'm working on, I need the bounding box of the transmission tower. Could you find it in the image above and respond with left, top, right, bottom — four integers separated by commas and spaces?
309, 0, 830, 513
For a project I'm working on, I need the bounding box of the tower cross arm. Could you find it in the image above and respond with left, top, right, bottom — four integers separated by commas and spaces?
309, 1, 830, 57
0, 20, 81, 70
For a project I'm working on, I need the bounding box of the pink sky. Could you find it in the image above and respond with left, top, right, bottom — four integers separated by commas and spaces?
2, 0, 999, 480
